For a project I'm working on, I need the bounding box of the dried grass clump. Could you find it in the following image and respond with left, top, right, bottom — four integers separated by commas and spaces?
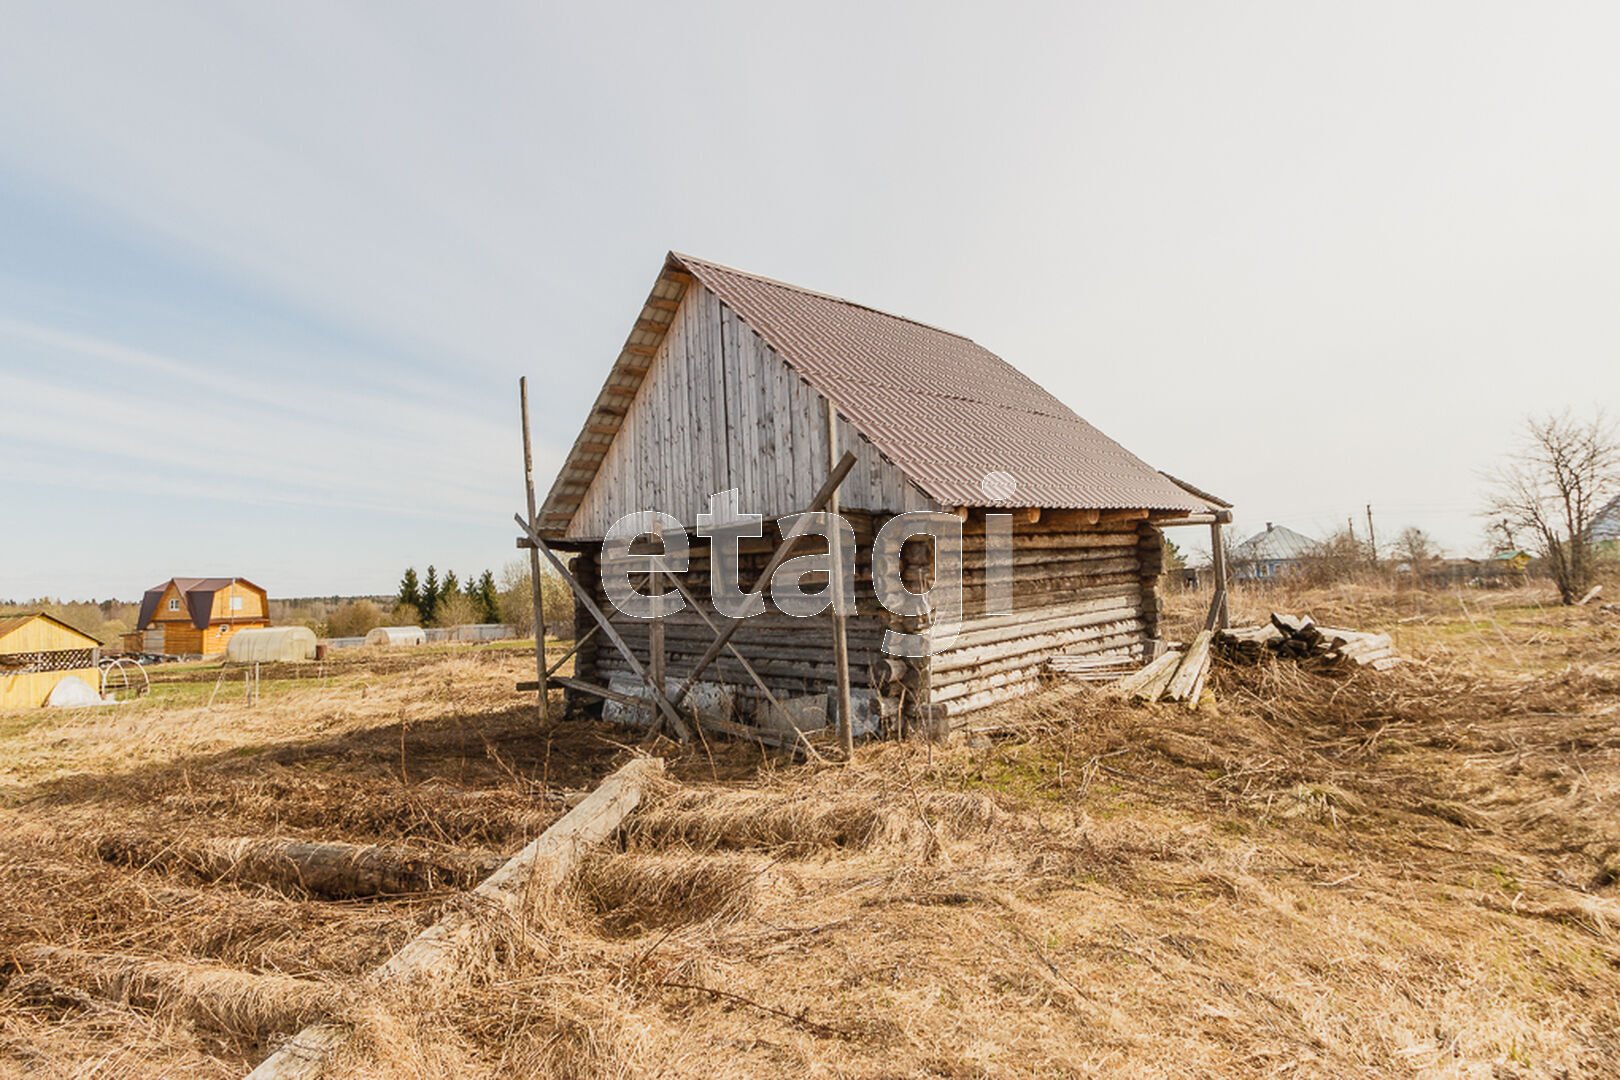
625, 789, 915, 853
572, 852, 780, 935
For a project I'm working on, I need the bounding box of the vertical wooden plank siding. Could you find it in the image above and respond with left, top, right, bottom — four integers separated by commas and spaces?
569, 284, 939, 536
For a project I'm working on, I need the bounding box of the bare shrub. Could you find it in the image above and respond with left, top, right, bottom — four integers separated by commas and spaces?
1485, 409, 1620, 604
328, 599, 384, 638
431, 591, 478, 629
1295, 528, 1377, 587
499, 559, 571, 637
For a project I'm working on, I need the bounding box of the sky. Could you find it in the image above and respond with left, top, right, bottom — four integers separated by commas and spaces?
2, 2, 1617, 601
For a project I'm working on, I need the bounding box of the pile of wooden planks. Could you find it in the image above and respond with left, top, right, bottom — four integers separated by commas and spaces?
1098, 630, 1212, 708
1047, 653, 1141, 682
1217, 614, 1400, 671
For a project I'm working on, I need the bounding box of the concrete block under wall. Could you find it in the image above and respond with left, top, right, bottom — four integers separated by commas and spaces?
603, 674, 735, 730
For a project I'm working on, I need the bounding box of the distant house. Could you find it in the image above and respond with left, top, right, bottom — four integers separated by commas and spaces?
1230, 523, 1319, 581
1590, 496, 1620, 552
1489, 550, 1533, 574
0, 613, 102, 709
134, 577, 270, 657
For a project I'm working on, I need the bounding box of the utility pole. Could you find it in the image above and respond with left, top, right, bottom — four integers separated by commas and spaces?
1365, 504, 1377, 562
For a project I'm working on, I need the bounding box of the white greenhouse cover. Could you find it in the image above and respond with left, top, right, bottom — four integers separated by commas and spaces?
364, 626, 426, 647
226, 627, 317, 663
47, 675, 108, 708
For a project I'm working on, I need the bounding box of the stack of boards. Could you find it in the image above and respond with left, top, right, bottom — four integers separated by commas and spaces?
1054, 610, 1402, 707
1093, 630, 1214, 709
1217, 614, 1400, 671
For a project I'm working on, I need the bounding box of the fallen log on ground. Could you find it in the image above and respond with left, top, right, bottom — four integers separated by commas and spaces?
244, 756, 665, 1080
8, 944, 340, 1038
95, 834, 506, 899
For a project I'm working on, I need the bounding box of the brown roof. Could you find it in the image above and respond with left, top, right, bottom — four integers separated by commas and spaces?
137, 577, 263, 630
542, 253, 1219, 531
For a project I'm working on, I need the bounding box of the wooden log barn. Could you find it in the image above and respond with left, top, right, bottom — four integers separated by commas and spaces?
523, 253, 1230, 743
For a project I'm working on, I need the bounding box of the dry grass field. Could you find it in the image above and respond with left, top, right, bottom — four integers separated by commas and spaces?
2, 584, 1618, 1079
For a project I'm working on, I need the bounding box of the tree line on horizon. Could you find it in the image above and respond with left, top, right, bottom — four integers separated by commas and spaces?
395, 565, 500, 629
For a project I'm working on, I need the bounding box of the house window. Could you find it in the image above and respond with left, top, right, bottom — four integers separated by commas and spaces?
168, 599, 180, 612
231, 596, 243, 611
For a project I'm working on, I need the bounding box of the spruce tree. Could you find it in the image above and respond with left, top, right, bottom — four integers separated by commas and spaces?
399, 568, 422, 613
476, 569, 499, 623
422, 565, 440, 625
442, 569, 460, 600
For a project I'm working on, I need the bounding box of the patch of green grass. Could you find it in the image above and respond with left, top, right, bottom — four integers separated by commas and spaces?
0, 711, 54, 741
951, 746, 1071, 804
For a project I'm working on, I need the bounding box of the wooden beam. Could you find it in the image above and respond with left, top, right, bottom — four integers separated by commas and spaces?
669, 451, 858, 708
827, 403, 854, 757
513, 515, 692, 742
648, 524, 665, 694
546, 674, 644, 707
1206, 520, 1230, 631
245, 759, 664, 1079
514, 625, 600, 690
520, 378, 549, 725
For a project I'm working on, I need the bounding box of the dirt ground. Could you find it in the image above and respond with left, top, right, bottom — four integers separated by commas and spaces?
2, 586, 1618, 1079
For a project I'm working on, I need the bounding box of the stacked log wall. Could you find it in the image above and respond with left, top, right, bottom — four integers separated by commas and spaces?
574, 514, 888, 718
925, 518, 1152, 720
570, 514, 1164, 731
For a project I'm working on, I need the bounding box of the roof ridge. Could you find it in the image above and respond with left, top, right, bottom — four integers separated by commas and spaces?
671, 252, 978, 344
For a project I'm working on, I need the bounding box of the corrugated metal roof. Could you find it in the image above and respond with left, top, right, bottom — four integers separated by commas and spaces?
539, 253, 1221, 532
672, 254, 1214, 513
1230, 524, 1319, 562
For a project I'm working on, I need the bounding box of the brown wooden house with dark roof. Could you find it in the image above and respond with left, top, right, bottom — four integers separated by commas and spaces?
134, 578, 269, 657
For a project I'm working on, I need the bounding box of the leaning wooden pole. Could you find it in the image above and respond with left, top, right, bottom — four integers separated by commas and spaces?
244, 757, 665, 1080
520, 378, 550, 723
826, 404, 855, 757
513, 515, 693, 742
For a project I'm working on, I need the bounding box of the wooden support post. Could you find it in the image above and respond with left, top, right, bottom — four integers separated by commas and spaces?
513, 514, 693, 743
648, 522, 665, 693
1205, 520, 1230, 631
519, 377, 550, 724
826, 403, 854, 757
244, 758, 664, 1080
669, 450, 858, 707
